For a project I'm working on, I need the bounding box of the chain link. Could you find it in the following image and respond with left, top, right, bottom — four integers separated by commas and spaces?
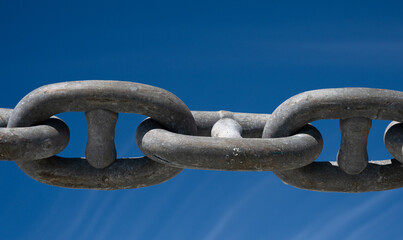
261, 88, 403, 192
0, 108, 69, 161
1, 81, 402, 192
8, 81, 196, 189
136, 115, 322, 171
385, 121, 403, 161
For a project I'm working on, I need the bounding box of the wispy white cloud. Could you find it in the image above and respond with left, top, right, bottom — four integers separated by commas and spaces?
88, 177, 185, 240
77, 193, 116, 240
202, 178, 272, 240
345, 203, 401, 240
91, 191, 133, 240
291, 191, 393, 240
310, 192, 392, 240
59, 191, 98, 240
152, 173, 218, 240
31, 191, 64, 239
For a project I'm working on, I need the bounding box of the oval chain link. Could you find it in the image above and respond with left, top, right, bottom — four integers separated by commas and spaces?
262, 88, 403, 192
0, 108, 69, 161
8, 80, 196, 190
0, 82, 402, 192
384, 121, 403, 162
137, 113, 323, 171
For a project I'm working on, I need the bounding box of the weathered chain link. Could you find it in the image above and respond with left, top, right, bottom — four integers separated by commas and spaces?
1, 81, 402, 192
8, 81, 196, 189
261, 88, 403, 192
137, 115, 322, 171
0, 108, 69, 161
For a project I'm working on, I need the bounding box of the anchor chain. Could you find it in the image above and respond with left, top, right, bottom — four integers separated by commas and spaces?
0, 81, 401, 192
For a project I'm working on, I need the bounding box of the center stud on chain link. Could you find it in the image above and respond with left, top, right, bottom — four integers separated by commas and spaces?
137, 111, 323, 171
1, 81, 402, 192
211, 118, 243, 139
6, 80, 197, 190
337, 117, 372, 175
85, 109, 118, 169
265, 88, 403, 192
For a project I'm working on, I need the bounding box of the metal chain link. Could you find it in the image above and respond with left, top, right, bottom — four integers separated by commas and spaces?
1, 80, 402, 192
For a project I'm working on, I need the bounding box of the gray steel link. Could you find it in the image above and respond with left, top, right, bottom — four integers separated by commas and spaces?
337, 117, 372, 175
263, 88, 403, 192
0, 108, 12, 127
1, 81, 402, 192
16, 157, 181, 190
0, 108, 70, 161
8, 80, 196, 189
384, 121, 403, 162
85, 109, 118, 169
263, 88, 403, 138
211, 118, 243, 138
8, 80, 196, 132
192, 110, 270, 137
275, 160, 403, 193
136, 112, 323, 171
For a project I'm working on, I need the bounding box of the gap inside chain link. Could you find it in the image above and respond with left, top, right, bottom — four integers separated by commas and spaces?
55, 112, 146, 159
137, 111, 323, 171
7, 80, 197, 190
311, 119, 393, 162
264, 88, 403, 192
1, 81, 402, 192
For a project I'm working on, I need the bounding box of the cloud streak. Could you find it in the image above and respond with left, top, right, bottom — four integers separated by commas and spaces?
345, 203, 401, 240
203, 178, 272, 240
291, 191, 394, 240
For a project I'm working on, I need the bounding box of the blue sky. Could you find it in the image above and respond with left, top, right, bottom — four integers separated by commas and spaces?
1, 1, 403, 239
